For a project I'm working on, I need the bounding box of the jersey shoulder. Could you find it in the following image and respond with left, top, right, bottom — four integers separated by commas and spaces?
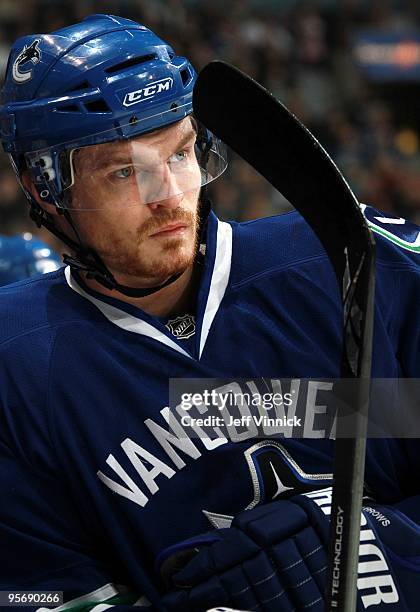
228, 205, 419, 287
0, 267, 98, 347
229, 209, 327, 286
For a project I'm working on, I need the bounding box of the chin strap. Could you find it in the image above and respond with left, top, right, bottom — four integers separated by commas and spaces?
62, 252, 183, 297
29, 194, 211, 298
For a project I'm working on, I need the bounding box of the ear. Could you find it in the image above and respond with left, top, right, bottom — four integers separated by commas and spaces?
21, 171, 61, 216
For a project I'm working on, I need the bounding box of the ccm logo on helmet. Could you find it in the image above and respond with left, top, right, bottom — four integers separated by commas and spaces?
123, 77, 173, 107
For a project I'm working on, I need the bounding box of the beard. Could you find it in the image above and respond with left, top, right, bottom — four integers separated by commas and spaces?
92, 205, 200, 287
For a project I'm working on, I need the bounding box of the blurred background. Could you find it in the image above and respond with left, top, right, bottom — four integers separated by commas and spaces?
1, 0, 420, 254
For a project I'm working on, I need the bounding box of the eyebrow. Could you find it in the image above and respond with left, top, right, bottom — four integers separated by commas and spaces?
172, 128, 197, 151
92, 128, 197, 171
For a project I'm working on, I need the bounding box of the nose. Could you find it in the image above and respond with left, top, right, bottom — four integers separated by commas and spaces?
147, 193, 183, 211
143, 163, 184, 211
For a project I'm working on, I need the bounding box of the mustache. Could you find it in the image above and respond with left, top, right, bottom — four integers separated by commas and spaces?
140, 208, 196, 237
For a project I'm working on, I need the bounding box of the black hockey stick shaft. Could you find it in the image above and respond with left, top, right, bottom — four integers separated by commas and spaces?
193, 61, 375, 612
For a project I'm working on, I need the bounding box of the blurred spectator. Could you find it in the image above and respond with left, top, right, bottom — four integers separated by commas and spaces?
0, 233, 62, 286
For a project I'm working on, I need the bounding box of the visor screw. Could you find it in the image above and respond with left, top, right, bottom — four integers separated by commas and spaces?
170, 103, 178, 112
129, 115, 138, 125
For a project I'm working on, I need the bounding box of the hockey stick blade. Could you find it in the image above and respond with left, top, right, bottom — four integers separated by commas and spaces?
194, 61, 375, 612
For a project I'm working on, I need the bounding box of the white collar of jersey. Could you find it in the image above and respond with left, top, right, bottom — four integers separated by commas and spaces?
64, 218, 232, 360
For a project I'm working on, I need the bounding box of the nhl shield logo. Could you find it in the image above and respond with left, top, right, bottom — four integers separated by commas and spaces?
12, 39, 42, 84
166, 314, 195, 339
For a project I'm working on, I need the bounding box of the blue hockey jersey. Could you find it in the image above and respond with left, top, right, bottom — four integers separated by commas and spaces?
0, 206, 419, 611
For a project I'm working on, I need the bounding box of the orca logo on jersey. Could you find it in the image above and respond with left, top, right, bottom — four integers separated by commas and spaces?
12, 39, 41, 84
203, 441, 333, 528
123, 77, 174, 107
166, 314, 195, 340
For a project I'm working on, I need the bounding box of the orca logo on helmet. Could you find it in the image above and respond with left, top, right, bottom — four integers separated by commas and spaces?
123, 77, 173, 107
12, 39, 42, 84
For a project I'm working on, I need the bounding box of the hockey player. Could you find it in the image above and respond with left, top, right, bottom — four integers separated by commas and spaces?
0, 13, 419, 612
0, 233, 61, 285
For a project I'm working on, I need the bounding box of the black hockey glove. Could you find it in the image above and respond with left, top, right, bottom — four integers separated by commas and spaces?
158, 488, 417, 611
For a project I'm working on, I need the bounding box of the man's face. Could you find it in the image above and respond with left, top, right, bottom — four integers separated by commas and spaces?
68, 117, 202, 288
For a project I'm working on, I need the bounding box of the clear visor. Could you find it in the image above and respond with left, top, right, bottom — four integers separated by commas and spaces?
27, 114, 227, 210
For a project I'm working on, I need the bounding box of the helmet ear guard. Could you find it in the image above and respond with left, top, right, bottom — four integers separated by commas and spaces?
25, 147, 78, 208
25, 150, 62, 206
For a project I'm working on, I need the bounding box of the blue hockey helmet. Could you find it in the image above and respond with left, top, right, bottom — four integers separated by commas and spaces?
0, 14, 227, 296
0, 233, 62, 286
0, 14, 226, 210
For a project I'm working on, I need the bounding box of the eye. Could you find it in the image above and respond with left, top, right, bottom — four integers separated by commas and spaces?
113, 166, 134, 179
168, 150, 188, 164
